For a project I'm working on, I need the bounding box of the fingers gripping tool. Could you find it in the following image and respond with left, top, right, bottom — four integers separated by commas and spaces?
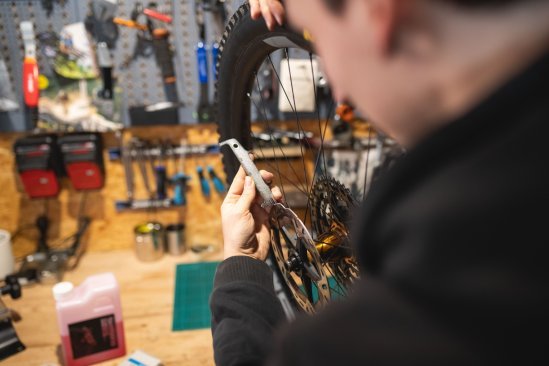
219, 139, 330, 296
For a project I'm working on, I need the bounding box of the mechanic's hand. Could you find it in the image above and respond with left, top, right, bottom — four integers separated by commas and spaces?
221, 166, 282, 261
249, 0, 285, 31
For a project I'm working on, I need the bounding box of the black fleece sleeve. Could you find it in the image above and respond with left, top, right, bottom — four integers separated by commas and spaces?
210, 256, 286, 366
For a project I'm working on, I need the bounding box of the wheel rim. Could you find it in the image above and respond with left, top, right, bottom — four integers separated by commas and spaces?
216, 5, 367, 314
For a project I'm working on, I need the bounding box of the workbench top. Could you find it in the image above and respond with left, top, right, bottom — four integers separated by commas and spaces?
3, 249, 222, 366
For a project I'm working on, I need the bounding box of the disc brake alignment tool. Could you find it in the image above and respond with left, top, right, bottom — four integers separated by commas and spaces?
219, 138, 330, 308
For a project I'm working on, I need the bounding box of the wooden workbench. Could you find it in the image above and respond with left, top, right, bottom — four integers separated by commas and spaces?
3, 249, 222, 366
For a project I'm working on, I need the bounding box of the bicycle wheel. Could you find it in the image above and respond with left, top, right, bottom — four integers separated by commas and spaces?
216, 3, 363, 316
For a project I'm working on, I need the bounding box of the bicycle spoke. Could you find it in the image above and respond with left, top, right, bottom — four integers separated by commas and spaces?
252, 149, 310, 197
267, 55, 311, 192
248, 83, 289, 204
248, 93, 310, 198
322, 263, 348, 297
309, 53, 329, 177
283, 48, 311, 192
251, 72, 309, 194
304, 98, 335, 225
363, 125, 373, 198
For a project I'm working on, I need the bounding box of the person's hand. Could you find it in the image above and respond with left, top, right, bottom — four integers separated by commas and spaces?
249, 0, 285, 31
221, 166, 282, 261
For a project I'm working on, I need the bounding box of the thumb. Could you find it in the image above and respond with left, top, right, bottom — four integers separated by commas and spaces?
236, 176, 256, 211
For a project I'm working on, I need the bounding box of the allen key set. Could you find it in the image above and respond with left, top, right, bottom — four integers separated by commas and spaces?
112, 138, 226, 211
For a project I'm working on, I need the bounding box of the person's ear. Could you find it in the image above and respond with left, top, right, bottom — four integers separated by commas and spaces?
365, 0, 410, 56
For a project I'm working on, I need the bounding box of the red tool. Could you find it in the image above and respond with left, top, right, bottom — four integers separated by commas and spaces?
143, 8, 172, 23
20, 21, 39, 108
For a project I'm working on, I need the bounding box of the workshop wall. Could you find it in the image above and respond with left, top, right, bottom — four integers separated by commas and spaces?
0, 0, 242, 131
0, 125, 226, 259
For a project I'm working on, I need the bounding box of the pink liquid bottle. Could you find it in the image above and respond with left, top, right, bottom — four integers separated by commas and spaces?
52, 273, 126, 366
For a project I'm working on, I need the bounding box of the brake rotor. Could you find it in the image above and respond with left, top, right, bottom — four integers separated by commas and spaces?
270, 204, 330, 314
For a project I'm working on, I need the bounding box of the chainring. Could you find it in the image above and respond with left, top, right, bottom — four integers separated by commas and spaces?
270, 176, 360, 314
310, 176, 360, 290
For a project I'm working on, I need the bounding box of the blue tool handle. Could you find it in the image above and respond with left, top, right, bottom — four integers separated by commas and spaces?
196, 42, 208, 85
211, 43, 220, 81
174, 181, 186, 205
155, 166, 167, 199
208, 166, 225, 193
197, 166, 211, 198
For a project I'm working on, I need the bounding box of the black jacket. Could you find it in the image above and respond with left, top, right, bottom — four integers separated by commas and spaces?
210, 50, 549, 365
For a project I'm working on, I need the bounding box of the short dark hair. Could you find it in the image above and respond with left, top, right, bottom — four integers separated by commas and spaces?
323, 0, 529, 14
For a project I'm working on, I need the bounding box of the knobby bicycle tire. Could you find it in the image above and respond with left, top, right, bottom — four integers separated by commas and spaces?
216, 3, 358, 317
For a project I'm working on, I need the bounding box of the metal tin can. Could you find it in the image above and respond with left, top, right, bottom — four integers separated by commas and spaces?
166, 223, 185, 256
134, 222, 164, 262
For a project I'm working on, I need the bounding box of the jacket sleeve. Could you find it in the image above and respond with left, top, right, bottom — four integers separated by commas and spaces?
210, 256, 286, 366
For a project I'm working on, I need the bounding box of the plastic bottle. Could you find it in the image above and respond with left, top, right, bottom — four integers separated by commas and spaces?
53, 273, 126, 366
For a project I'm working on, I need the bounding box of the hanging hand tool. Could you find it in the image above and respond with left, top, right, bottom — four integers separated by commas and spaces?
36, 215, 50, 254
113, 17, 148, 31
154, 141, 168, 200
207, 165, 225, 193
143, 7, 173, 23
116, 2, 180, 104
172, 140, 190, 206
133, 139, 155, 199
211, 42, 220, 81
146, 2, 179, 104
152, 27, 179, 104
121, 142, 135, 202
87, 0, 119, 101
116, 2, 154, 68
96, 42, 114, 99
195, 41, 211, 122
87, 0, 119, 48
20, 21, 40, 128
40, 0, 66, 16
193, 1, 228, 122
196, 165, 211, 198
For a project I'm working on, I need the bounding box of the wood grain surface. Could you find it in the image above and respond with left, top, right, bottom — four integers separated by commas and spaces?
0, 125, 226, 259
3, 249, 222, 366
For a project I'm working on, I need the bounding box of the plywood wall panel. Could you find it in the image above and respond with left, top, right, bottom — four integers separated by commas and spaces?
0, 125, 225, 258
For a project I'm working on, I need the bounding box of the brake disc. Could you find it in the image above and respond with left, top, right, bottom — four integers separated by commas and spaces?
270, 204, 330, 314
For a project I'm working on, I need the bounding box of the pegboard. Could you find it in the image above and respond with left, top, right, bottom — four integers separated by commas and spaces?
0, 0, 85, 132
0, 0, 241, 132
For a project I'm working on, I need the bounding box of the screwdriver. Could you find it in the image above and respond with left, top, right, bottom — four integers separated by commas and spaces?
154, 142, 168, 200
20, 21, 39, 127
207, 165, 225, 193
196, 165, 211, 198
172, 139, 190, 206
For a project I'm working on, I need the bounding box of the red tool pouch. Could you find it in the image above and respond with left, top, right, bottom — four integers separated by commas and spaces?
13, 135, 62, 198
58, 133, 105, 191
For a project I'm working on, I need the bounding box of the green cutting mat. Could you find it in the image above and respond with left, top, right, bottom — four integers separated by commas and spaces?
171, 261, 344, 331
172, 261, 220, 331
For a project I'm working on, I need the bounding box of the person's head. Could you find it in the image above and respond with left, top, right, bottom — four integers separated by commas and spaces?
285, 0, 549, 147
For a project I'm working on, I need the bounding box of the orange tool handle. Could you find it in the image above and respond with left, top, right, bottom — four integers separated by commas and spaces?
23, 57, 39, 108
113, 17, 148, 31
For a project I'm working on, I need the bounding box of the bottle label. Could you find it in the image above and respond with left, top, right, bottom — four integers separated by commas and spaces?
68, 314, 118, 359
